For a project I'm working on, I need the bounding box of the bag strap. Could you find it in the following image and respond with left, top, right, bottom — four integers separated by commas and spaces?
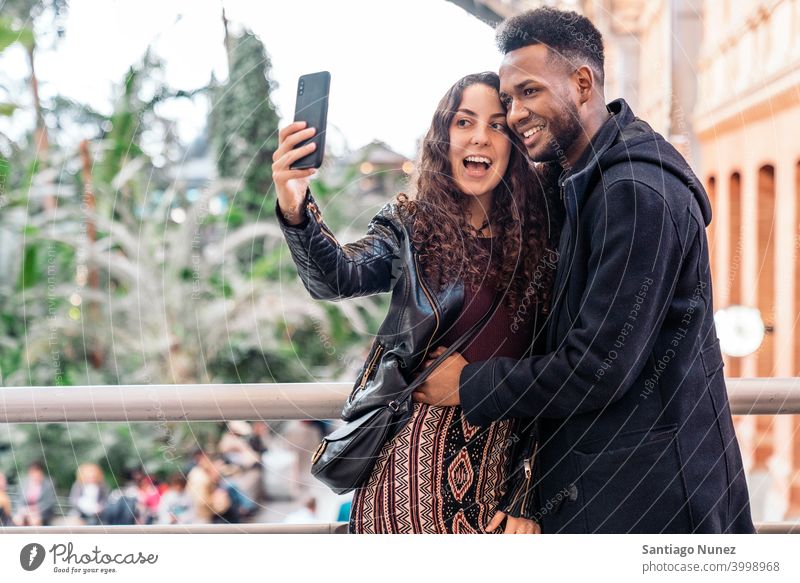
390, 293, 503, 409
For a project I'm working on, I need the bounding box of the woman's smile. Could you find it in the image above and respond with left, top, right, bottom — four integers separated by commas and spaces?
462, 154, 494, 179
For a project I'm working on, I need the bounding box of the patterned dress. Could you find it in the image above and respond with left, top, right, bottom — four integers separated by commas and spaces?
349, 237, 544, 533
349, 401, 520, 533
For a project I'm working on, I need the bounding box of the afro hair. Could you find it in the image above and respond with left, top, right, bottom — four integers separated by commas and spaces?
496, 7, 604, 80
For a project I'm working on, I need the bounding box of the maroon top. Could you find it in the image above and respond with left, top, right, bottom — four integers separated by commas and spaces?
437, 237, 546, 363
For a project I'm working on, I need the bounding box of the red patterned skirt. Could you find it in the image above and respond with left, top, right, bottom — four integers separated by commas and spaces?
349, 401, 516, 533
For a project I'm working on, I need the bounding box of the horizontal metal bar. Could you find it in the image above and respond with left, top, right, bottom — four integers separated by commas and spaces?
0, 522, 795, 534
754, 522, 800, 534
0, 522, 349, 534
0, 382, 352, 423
0, 378, 798, 424
727, 378, 800, 415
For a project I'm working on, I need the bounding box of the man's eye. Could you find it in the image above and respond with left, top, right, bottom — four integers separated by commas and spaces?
524, 88, 538, 97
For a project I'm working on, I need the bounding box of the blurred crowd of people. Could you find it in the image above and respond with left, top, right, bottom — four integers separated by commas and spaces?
0, 420, 350, 527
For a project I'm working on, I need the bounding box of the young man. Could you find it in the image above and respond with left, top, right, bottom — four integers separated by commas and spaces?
414, 7, 755, 534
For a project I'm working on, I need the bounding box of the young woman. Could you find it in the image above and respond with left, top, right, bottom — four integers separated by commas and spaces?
273, 72, 561, 534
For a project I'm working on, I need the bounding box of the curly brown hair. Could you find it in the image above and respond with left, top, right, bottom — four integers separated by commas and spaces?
397, 72, 563, 313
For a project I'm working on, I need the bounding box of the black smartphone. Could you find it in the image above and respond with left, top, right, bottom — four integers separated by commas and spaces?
290, 71, 330, 169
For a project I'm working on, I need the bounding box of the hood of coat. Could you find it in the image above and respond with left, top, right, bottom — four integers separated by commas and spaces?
561, 99, 712, 226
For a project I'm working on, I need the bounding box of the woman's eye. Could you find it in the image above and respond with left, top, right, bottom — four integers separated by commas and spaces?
491, 123, 508, 132
456, 118, 471, 127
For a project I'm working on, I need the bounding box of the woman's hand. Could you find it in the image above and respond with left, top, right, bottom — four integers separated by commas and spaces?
419, 346, 447, 370
486, 510, 541, 534
412, 346, 466, 407
272, 121, 318, 225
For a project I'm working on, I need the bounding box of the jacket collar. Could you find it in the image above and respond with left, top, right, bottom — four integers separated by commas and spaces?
558, 99, 633, 214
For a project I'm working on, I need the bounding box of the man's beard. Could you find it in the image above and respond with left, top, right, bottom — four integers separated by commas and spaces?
528, 101, 582, 165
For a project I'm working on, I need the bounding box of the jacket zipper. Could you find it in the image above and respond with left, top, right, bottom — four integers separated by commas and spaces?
520, 440, 538, 516
413, 253, 441, 361
307, 201, 340, 246
355, 343, 384, 394
547, 185, 572, 349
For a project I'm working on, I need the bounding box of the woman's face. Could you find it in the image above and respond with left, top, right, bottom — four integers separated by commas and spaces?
447, 83, 512, 198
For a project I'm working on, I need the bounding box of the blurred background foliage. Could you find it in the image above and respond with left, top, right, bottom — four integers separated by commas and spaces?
0, 2, 397, 491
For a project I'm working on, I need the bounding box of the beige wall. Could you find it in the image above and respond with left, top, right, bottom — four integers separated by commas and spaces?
693, 0, 800, 520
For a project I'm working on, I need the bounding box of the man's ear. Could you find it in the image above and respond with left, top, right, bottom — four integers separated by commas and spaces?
573, 65, 595, 104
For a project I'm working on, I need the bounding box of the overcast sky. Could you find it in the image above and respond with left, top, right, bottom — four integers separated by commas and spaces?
1, 0, 511, 158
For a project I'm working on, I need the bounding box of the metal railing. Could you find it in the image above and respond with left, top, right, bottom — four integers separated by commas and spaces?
2, 377, 798, 423
0, 381, 352, 423
2, 377, 799, 534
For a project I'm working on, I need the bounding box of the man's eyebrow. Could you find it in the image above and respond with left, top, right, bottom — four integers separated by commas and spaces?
500, 79, 540, 95
514, 79, 539, 91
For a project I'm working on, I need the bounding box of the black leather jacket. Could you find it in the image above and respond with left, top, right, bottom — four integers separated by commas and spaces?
276, 191, 540, 519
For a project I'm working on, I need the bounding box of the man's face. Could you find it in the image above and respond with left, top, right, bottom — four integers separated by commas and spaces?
499, 44, 583, 164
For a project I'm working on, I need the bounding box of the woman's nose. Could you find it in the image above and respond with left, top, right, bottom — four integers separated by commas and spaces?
470, 122, 490, 145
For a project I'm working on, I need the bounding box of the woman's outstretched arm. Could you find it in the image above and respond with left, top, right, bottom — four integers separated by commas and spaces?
273, 122, 403, 300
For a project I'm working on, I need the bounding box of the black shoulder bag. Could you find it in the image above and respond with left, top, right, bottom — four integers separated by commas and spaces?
310, 296, 502, 494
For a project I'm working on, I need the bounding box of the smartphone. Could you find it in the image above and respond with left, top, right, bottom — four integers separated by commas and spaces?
290, 71, 330, 169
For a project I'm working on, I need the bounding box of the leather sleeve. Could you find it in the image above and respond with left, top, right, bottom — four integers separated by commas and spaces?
276, 189, 405, 301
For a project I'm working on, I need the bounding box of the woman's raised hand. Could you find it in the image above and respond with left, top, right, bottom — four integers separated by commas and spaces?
272, 121, 318, 225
